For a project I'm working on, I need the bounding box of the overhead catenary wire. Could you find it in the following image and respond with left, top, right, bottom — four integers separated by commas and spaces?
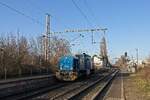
71, 0, 93, 27
0, 1, 44, 26
83, 0, 108, 46
0, 1, 57, 33
25, 0, 44, 15
25, 0, 69, 38
71, 0, 105, 45
69, 34, 84, 43
25, 0, 70, 29
83, 0, 98, 26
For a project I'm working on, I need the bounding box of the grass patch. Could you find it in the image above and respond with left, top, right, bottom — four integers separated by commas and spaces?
135, 67, 150, 95
136, 78, 150, 93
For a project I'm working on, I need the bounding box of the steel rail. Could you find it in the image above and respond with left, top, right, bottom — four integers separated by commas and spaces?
68, 69, 119, 100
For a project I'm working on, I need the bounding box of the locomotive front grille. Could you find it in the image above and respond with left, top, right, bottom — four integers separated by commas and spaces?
56, 71, 77, 81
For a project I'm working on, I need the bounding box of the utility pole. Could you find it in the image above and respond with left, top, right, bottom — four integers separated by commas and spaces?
136, 48, 138, 66
44, 14, 50, 61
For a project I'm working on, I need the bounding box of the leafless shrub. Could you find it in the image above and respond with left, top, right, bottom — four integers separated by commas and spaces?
0, 33, 71, 79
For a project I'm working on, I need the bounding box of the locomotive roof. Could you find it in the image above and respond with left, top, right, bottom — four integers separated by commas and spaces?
60, 55, 78, 59
75, 53, 91, 57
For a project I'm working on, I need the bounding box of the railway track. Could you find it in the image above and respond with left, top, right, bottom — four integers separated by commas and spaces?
0, 68, 118, 100
4, 82, 69, 100
70, 69, 119, 100
31, 68, 117, 100
0, 75, 57, 100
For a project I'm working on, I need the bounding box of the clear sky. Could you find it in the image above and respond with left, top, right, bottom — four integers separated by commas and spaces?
0, 0, 150, 60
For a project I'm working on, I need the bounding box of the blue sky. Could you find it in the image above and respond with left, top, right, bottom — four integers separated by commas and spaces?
0, 0, 150, 60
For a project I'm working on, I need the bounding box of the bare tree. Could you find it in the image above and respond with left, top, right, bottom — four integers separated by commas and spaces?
0, 33, 71, 79
49, 37, 71, 71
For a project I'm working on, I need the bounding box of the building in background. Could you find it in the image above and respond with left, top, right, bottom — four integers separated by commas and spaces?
93, 56, 103, 69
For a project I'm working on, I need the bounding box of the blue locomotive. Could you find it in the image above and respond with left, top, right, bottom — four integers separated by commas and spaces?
56, 53, 94, 81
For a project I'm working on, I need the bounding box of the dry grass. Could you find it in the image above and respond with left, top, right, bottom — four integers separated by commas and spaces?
136, 67, 150, 94
124, 67, 150, 100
